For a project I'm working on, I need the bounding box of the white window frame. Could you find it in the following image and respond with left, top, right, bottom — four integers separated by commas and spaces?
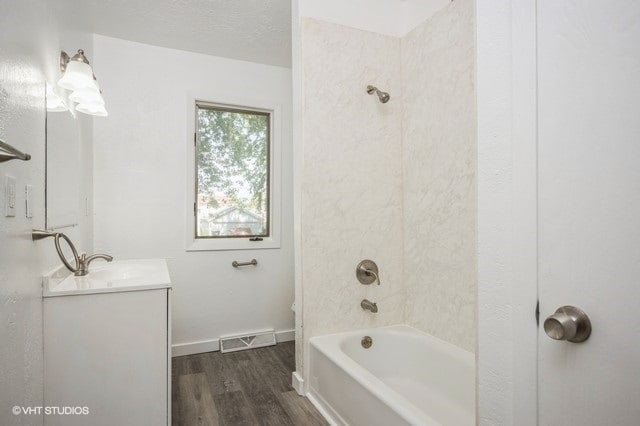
186, 94, 282, 251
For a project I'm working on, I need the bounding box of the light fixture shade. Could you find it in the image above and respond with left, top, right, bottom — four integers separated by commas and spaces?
69, 86, 105, 106
76, 103, 108, 117
47, 98, 68, 112
46, 84, 68, 112
57, 60, 97, 91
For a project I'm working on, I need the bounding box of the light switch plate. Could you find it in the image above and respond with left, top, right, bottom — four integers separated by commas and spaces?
5, 175, 16, 217
25, 184, 33, 218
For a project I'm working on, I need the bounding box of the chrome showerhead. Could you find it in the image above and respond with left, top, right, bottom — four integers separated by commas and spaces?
366, 85, 390, 103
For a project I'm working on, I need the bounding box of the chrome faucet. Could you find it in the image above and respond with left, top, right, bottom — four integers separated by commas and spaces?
76, 253, 113, 276
361, 299, 378, 313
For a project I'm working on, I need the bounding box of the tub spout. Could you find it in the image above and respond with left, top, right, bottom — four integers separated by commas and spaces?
361, 299, 378, 313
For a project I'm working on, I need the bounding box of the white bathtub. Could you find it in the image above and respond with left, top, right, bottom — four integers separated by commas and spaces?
308, 325, 475, 425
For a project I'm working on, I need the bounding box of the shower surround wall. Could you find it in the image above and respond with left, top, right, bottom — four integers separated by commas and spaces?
298, 0, 476, 380
300, 18, 405, 374
401, 0, 476, 352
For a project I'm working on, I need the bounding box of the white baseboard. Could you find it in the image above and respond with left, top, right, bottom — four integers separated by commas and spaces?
275, 329, 295, 343
172, 329, 295, 357
172, 339, 220, 357
291, 371, 305, 396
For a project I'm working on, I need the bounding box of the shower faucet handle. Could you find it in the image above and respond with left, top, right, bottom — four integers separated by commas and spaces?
356, 260, 380, 285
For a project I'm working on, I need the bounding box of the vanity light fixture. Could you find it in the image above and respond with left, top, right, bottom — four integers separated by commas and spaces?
75, 103, 108, 117
46, 83, 68, 112
57, 49, 108, 117
58, 50, 96, 91
69, 85, 105, 106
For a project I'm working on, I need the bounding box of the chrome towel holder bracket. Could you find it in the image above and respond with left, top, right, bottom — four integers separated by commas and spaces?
0, 139, 31, 163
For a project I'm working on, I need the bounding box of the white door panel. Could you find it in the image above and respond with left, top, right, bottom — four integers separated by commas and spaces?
537, 1, 640, 425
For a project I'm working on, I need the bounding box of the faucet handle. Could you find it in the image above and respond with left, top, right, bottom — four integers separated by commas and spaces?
356, 260, 380, 285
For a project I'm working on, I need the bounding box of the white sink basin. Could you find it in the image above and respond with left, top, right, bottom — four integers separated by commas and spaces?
44, 259, 172, 297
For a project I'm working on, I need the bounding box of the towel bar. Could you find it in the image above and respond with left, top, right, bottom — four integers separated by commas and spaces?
0, 139, 31, 163
232, 259, 258, 268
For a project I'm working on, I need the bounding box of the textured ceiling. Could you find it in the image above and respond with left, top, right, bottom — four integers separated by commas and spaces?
52, 0, 292, 68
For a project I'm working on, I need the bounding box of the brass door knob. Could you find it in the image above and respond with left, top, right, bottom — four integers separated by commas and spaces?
543, 305, 592, 343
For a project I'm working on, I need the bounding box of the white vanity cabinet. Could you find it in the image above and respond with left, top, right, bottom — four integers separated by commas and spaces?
43, 259, 172, 426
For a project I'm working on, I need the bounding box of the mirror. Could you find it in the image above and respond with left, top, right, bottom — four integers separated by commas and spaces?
46, 96, 80, 229
46, 86, 93, 231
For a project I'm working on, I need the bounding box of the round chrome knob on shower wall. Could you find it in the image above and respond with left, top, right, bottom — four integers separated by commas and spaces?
543, 305, 592, 343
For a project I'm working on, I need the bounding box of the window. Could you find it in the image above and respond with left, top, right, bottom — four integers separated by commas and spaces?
194, 102, 271, 239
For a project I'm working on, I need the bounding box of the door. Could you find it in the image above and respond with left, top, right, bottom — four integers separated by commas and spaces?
537, 1, 640, 424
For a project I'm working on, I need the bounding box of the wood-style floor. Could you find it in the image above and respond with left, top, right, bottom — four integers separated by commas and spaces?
172, 342, 327, 426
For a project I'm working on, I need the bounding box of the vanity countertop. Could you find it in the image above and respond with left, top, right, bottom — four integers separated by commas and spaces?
43, 258, 172, 297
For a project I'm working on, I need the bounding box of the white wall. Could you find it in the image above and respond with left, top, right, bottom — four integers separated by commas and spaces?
476, 0, 538, 424
401, 0, 476, 352
0, 3, 95, 425
92, 35, 294, 354
0, 2, 49, 421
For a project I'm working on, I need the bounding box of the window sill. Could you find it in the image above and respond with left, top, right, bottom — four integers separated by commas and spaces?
186, 236, 280, 252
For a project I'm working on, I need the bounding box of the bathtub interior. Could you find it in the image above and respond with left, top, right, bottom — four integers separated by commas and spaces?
340, 327, 475, 416
311, 325, 476, 425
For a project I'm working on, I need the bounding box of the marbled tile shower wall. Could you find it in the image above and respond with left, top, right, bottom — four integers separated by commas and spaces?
300, 18, 405, 374
300, 0, 477, 375
401, 0, 477, 352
